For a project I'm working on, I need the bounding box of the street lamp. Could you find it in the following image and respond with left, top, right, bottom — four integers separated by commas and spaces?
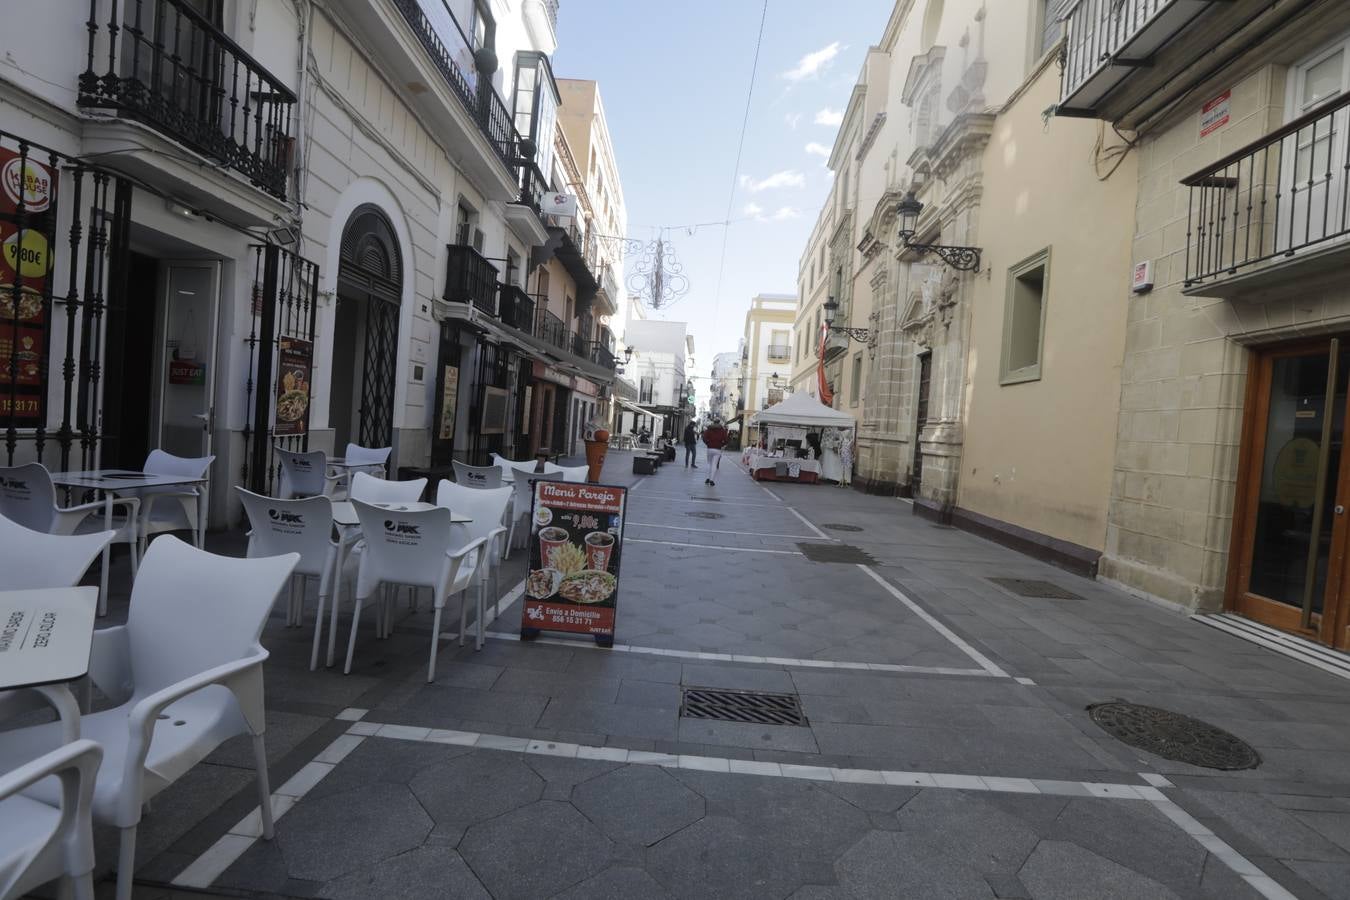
622, 346, 633, 364
895, 191, 982, 272
823, 296, 873, 344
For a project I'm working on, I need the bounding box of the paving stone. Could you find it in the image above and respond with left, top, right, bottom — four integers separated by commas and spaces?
646, 814, 841, 900
459, 800, 617, 899
521, 753, 622, 793
1198, 853, 1266, 900
550, 865, 675, 899
1017, 840, 1181, 900
408, 749, 544, 833
125, 762, 254, 866
1190, 789, 1350, 862
1279, 859, 1350, 900
309, 737, 466, 801
677, 718, 820, 754
824, 781, 920, 813
894, 789, 1041, 875
1047, 799, 1207, 894
832, 831, 996, 899
572, 764, 704, 846
274, 781, 432, 882
205, 709, 328, 769
321, 844, 489, 900
538, 697, 680, 741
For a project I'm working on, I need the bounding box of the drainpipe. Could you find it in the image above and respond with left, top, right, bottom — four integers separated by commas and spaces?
290, 0, 315, 247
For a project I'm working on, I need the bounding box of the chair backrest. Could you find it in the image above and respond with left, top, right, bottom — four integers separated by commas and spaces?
558, 464, 589, 483
510, 471, 564, 522
350, 471, 426, 504
345, 443, 391, 469
235, 488, 334, 578
452, 461, 503, 489
0, 462, 58, 532
125, 536, 297, 698
490, 452, 535, 477
275, 447, 328, 498
0, 515, 113, 589
436, 482, 511, 548
352, 499, 454, 593
144, 449, 214, 479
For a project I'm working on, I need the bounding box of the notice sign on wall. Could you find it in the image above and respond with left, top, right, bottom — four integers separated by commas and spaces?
274, 337, 312, 436
439, 365, 459, 440
1201, 90, 1231, 139
0, 146, 56, 424
521, 480, 626, 647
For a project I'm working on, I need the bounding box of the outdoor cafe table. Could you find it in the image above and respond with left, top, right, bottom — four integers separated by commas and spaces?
0, 586, 98, 742
326, 457, 385, 495
50, 469, 209, 616
323, 501, 471, 667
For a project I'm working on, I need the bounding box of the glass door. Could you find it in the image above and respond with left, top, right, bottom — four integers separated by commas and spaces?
1231, 339, 1350, 648
155, 262, 219, 459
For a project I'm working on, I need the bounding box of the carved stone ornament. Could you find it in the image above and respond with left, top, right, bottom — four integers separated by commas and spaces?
937, 267, 959, 329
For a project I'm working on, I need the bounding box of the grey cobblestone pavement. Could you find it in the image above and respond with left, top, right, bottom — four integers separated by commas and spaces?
55, 449, 1350, 898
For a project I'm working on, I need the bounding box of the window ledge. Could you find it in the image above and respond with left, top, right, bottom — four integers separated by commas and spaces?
999, 367, 1042, 386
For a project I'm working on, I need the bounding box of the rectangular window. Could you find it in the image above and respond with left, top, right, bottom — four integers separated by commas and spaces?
455, 202, 474, 246
768, 330, 790, 361
850, 353, 863, 406
1038, 0, 1063, 56
639, 377, 653, 404
1000, 249, 1050, 385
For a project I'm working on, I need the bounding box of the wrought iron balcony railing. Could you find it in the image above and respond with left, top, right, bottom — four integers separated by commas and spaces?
1182, 93, 1350, 287
497, 283, 536, 333
79, 0, 296, 199
571, 330, 590, 359
767, 344, 791, 361
517, 161, 546, 213
392, 0, 514, 166
444, 244, 499, 313
598, 263, 620, 301
591, 342, 616, 369
535, 308, 567, 350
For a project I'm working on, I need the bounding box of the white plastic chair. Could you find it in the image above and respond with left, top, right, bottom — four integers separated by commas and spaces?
453, 460, 504, 489
237, 488, 344, 671
345, 500, 486, 681
0, 536, 299, 900
133, 449, 214, 553
0, 738, 102, 900
349, 471, 427, 504
436, 481, 509, 614
0, 514, 114, 590
507, 471, 565, 552
275, 447, 340, 500
344, 443, 391, 477
558, 464, 589, 483
490, 452, 555, 483
0, 462, 140, 574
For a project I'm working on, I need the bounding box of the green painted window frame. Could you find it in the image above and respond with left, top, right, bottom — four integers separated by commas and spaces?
1000, 247, 1051, 386
850, 352, 863, 406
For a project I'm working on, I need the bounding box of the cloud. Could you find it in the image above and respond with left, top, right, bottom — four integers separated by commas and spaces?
785, 112, 802, 130
805, 142, 831, 157
742, 202, 765, 218
814, 108, 843, 127
739, 170, 806, 193
783, 42, 842, 82
744, 203, 801, 224
769, 207, 801, 221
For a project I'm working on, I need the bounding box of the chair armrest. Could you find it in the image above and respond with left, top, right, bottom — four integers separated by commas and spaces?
52, 496, 139, 536
0, 738, 102, 856
88, 626, 134, 704
118, 651, 268, 824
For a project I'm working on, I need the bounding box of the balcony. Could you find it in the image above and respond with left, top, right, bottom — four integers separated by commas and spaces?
443, 244, 499, 313
546, 215, 600, 301
593, 264, 620, 317
1181, 93, 1350, 298
535, 308, 567, 351
767, 344, 791, 362
505, 162, 550, 245
78, 0, 295, 201
497, 283, 536, 333
1058, 0, 1221, 118
591, 342, 616, 370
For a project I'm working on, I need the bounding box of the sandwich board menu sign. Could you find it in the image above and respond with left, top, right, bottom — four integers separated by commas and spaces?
521, 480, 626, 647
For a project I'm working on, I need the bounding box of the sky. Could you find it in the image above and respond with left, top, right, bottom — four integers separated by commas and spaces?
552, 1, 892, 378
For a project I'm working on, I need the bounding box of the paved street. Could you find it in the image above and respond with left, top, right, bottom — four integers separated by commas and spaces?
73, 449, 1350, 899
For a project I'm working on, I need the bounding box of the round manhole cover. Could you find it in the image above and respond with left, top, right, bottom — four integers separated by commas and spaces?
821, 523, 863, 532
1087, 702, 1260, 770
685, 511, 725, 520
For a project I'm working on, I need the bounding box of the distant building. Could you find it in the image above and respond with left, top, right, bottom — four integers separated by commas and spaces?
737, 295, 796, 445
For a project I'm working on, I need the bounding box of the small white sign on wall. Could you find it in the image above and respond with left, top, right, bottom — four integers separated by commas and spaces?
1201, 91, 1232, 138
1132, 260, 1154, 294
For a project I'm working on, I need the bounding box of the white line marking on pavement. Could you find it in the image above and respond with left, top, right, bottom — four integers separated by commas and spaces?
628, 492, 786, 508
787, 506, 831, 540
858, 565, 1010, 678
626, 538, 803, 555
761, 486, 783, 502
477, 631, 998, 676
440, 578, 523, 641
629, 477, 647, 493
626, 521, 833, 540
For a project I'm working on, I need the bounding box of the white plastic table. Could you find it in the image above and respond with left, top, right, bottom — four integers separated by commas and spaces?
324, 502, 471, 667
50, 470, 208, 616
326, 457, 386, 495
0, 586, 99, 742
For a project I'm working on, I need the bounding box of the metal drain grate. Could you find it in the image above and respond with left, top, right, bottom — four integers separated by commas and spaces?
798, 542, 876, 564
821, 523, 863, 532
686, 511, 725, 520
1087, 701, 1260, 770
988, 578, 1084, 600
681, 688, 807, 727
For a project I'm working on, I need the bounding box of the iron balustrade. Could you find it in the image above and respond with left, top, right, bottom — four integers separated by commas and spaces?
598, 263, 619, 302
1182, 92, 1350, 286
443, 244, 499, 313
571, 330, 589, 359
79, 0, 296, 199
590, 342, 616, 369
1061, 0, 1171, 104
496, 283, 535, 333
535, 308, 567, 350
767, 344, 791, 360
391, 0, 515, 166
517, 160, 546, 213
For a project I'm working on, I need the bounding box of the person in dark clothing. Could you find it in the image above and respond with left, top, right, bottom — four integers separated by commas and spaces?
683, 421, 698, 468
701, 419, 729, 486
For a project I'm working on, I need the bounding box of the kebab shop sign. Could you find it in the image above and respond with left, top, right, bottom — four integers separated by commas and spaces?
522, 480, 627, 646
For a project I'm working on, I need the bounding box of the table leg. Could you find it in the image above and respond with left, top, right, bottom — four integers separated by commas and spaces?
99, 493, 112, 617
34, 685, 80, 742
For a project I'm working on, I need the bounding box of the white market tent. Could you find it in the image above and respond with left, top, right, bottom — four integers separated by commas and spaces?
751, 391, 857, 429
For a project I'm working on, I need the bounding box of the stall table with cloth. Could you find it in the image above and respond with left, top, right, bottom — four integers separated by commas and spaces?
746, 452, 821, 483
747, 392, 857, 485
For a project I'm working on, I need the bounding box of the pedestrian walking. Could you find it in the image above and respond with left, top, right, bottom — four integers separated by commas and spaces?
683, 421, 698, 468
701, 418, 729, 486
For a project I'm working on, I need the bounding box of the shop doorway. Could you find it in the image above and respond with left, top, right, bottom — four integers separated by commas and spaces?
333, 206, 401, 450
1230, 338, 1350, 649
910, 352, 932, 497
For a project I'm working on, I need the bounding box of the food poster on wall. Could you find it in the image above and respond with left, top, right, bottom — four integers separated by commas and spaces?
274, 337, 312, 435
0, 146, 56, 423
522, 480, 626, 646
439, 365, 459, 440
